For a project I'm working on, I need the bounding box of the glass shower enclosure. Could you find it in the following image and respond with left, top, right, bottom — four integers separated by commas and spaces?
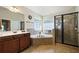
54, 12, 78, 47
54, 15, 63, 43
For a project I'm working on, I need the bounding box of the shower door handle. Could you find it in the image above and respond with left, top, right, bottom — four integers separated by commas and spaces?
74, 24, 78, 30
75, 28, 77, 31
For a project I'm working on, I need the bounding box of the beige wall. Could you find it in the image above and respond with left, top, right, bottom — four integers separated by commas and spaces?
15, 6, 76, 31
15, 7, 41, 31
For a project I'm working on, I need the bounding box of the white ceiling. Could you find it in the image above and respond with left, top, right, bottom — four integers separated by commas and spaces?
3, 6, 76, 16
25, 6, 75, 16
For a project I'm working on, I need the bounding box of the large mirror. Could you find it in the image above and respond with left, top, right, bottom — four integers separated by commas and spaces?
2, 19, 10, 31
10, 20, 25, 32
0, 7, 25, 32
0, 19, 25, 32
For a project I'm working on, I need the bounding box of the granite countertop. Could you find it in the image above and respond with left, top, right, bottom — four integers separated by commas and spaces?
0, 31, 29, 37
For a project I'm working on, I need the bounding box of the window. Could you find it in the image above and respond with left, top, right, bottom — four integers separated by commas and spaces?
34, 19, 42, 31
33, 18, 54, 34
43, 20, 54, 30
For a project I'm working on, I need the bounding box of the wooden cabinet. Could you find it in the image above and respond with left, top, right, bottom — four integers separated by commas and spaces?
0, 36, 19, 53
19, 33, 31, 51
0, 33, 31, 53
3, 39, 19, 53
25, 33, 31, 47
0, 40, 3, 53
19, 37, 27, 51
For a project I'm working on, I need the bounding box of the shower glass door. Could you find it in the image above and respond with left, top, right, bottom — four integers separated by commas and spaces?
55, 15, 62, 43
63, 13, 78, 46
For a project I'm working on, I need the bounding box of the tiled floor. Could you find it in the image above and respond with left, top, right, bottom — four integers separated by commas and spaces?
22, 43, 79, 53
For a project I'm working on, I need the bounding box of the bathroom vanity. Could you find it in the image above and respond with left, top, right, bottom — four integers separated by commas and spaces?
0, 31, 31, 53
0, 7, 31, 53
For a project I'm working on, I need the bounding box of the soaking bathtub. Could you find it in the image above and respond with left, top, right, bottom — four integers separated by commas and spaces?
31, 34, 53, 39
30, 34, 54, 46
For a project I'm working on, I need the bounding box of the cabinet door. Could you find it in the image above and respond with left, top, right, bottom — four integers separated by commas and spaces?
19, 34, 31, 51
3, 39, 19, 53
0, 41, 3, 53
19, 37, 27, 51
26, 36, 31, 47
